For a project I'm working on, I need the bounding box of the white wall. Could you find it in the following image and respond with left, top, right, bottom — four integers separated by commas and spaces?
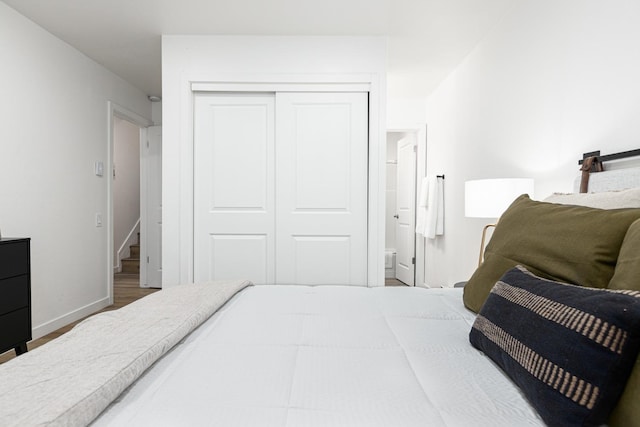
113, 117, 141, 267
387, 97, 426, 130
384, 137, 397, 280
423, 0, 640, 287
162, 35, 386, 287
0, 3, 151, 338
385, 133, 401, 251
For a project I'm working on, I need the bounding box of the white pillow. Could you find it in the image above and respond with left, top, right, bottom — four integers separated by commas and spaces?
543, 187, 640, 209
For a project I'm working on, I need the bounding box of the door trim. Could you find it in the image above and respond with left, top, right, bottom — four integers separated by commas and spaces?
107, 101, 152, 301
192, 82, 371, 93
140, 125, 163, 288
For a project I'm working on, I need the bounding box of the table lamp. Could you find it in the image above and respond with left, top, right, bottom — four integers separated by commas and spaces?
465, 178, 534, 266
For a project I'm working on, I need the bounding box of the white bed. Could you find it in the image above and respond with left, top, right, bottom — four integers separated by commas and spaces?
2, 162, 638, 427
93, 285, 542, 427
0, 282, 545, 426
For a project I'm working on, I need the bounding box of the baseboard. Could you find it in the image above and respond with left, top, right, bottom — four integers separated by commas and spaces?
31, 297, 111, 340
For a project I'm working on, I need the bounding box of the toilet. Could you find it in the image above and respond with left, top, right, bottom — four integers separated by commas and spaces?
385, 249, 396, 278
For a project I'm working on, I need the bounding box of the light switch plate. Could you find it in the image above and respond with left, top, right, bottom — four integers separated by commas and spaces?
95, 213, 103, 227
94, 161, 104, 177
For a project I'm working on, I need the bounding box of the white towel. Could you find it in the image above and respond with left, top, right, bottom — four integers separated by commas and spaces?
435, 177, 444, 236
415, 176, 444, 239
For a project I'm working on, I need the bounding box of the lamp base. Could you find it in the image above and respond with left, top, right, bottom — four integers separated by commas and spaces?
478, 223, 496, 267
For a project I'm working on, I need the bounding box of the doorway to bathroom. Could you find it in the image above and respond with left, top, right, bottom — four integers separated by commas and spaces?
385, 131, 417, 286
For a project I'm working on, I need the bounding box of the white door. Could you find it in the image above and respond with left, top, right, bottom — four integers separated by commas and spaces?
194, 93, 276, 284
193, 91, 368, 285
141, 125, 162, 288
275, 92, 368, 285
395, 137, 416, 285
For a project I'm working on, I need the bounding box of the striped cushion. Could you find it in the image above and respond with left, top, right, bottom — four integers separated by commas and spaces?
469, 266, 640, 427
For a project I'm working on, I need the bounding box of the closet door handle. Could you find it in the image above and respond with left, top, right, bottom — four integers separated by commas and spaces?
393, 214, 399, 219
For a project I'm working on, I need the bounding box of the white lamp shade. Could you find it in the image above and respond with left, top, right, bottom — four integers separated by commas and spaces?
465, 178, 534, 218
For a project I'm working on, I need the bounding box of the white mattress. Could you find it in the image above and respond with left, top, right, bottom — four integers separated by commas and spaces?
94, 286, 544, 427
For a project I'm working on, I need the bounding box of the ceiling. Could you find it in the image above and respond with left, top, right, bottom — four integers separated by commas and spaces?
2, 0, 513, 99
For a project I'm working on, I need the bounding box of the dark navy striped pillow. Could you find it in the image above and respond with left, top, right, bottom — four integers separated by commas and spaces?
469, 265, 640, 427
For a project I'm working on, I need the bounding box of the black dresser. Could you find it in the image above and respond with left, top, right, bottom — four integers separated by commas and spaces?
0, 238, 31, 355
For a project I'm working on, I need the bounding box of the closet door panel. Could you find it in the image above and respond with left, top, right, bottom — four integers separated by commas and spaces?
292, 236, 351, 285
276, 92, 368, 285
207, 234, 268, 284
194, 93, 275, 284
293, 104, 351, 210
209, 105, 269, 209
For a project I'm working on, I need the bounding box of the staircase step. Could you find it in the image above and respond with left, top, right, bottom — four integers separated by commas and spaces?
121, 257, 140, 274
130, 244, 140, 258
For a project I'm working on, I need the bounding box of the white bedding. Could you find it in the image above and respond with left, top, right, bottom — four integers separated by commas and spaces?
94, 286, 544, 427
0, 279, 251, 427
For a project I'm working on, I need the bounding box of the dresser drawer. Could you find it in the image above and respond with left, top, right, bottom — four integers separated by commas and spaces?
0, 240, 30, 280
0, 307, 31, 354
0, 275, 29, 315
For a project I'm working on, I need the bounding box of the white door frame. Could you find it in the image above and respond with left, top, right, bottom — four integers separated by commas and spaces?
164, 74, 385, 287
107, 101, 152, 301
140, 125, 163, 288
387, 125, 427, 287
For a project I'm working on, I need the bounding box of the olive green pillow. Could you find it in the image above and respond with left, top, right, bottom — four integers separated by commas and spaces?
608, 218, 640, 427
609, 355, 640, 427
463, 195, 640, 313
609, 218, 640, 291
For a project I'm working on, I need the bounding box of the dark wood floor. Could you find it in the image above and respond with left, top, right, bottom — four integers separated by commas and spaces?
0, 273, 157, 365
385, 277, 409, 286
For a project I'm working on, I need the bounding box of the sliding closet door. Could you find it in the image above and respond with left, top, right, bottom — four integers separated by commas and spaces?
193, 93, 275, 284
275, 92, 368, 285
